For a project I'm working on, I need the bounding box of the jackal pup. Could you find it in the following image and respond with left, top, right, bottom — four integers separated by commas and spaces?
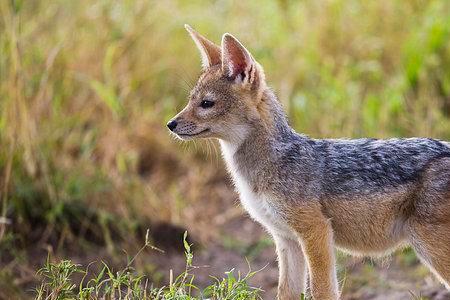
167, 25, 450, 300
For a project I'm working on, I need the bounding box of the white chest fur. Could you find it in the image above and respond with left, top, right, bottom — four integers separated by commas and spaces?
219, 141, 294, 238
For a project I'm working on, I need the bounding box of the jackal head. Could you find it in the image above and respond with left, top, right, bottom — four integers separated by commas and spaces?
167, 25, 268, 144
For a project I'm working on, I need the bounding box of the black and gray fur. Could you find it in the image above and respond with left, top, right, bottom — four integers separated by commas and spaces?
234, 89, 450, 201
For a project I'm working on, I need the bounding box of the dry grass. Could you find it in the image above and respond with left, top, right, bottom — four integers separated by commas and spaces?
0, 0, 449, 298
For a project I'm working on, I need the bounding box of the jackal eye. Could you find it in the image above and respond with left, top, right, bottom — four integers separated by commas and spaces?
200, 100, 214, 108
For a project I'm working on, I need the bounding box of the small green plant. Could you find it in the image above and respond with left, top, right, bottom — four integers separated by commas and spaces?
34, 231, 263, 300
35, 258, 83, 299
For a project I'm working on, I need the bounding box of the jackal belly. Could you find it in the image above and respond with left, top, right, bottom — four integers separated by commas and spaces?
323, 195, 409, 256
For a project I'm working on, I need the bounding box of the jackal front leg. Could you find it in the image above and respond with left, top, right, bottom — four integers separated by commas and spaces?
288, 206, 340, 300
273, 234, 307, 300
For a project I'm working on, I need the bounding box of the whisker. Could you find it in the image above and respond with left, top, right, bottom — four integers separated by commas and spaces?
207, 139, 213, 164
212, 139, 220, 167
179, 65, 197, 89
174, 67, 196, 95
208, 140, 213, 160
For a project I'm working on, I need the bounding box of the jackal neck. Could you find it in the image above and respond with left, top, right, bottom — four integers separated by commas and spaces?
247, 88, 295, 145
221, 89, 292, 149
219, 88, 308, 192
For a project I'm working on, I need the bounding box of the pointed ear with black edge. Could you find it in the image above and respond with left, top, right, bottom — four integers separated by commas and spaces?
221, 33, 260, 85
185, 24, 221, 69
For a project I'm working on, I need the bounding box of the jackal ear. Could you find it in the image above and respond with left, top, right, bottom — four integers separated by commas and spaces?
221, 33, 259, 85
185, 24, 221, 69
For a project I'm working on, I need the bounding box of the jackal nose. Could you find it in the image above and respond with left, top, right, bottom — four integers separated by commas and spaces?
167, 120, 178, 131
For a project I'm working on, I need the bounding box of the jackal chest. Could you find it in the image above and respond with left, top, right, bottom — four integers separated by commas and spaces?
237, 179, 293, 237
220, 141, 293, 237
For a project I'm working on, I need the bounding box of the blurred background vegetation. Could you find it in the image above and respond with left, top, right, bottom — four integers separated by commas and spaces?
1, 0, 450, 299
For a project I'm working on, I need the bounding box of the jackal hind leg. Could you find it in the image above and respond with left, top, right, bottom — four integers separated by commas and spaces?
409, 220, 450, 289
410, 158, 450, 289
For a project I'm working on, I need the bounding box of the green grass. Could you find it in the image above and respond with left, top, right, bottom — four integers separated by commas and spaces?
34, 232, 262, 300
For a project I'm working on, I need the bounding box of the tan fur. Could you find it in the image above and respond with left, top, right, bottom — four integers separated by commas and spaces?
169, 26, 450, 300
408, 158, 450, 289
284, 204, 339, 300
255, 91, 275, 131
322, 186, 414, 256
410, 221, 450, 289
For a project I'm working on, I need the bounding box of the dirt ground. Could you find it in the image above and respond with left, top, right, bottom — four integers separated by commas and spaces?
149, 210, 450, 300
